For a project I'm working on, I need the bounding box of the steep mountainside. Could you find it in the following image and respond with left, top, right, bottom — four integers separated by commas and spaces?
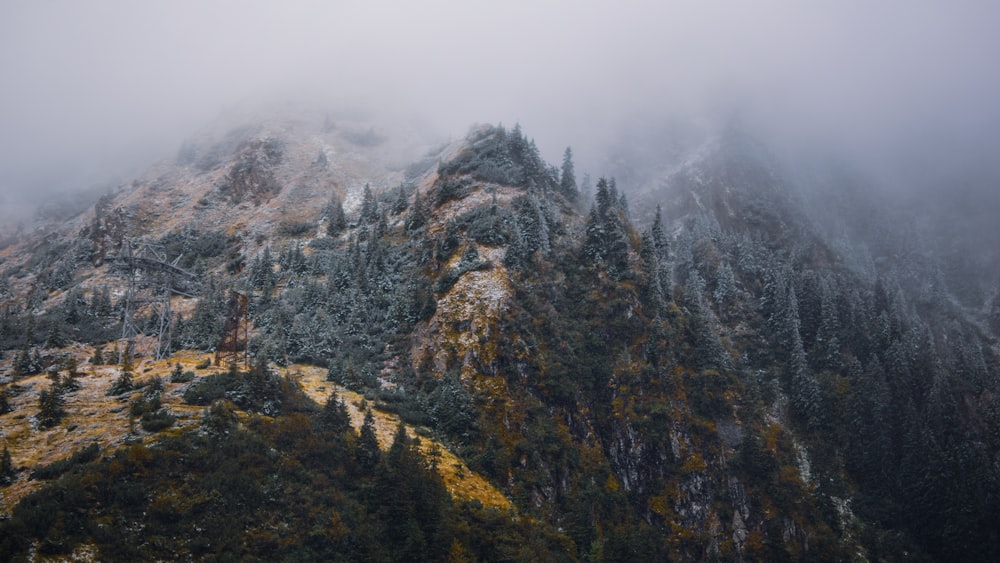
1, 115, 998, 561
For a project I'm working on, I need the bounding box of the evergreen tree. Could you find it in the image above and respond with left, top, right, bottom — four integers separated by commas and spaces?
360, 184, 378, 224
651, 205, 667, 259
90, 344, 105, 365
44, 321, 66, 348
813, 284, 841, 370
107, 369, 134, 396
713, 262, 736, 308
0, 446, 14, 485
559, 146, 578, 201
320, 392, 352, 435
61, 358, 81, 392
582, 206, 606, 264
90, 285, 113, 317
38, 383, 66, 428
405, 190, 429, 231
248, 247, 276, 293
356, 409, 381, 471
503, 222, 530, 271
326, 195, 348, 237
580, 173, 593, 207
391, 184, 409, 215
0, 388, 11, 415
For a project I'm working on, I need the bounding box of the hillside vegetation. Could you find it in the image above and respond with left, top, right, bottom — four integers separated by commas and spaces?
2, 117, 999, 561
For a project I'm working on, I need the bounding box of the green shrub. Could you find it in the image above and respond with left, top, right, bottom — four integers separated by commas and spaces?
140, 410, 176, 432
107, 371, 133, 396
30, 443, 100, 480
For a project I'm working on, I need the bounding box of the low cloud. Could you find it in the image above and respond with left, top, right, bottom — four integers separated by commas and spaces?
2, 1, 998, 212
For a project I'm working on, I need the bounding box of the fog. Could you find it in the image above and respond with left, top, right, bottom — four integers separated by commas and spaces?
2, 1, 1000, 225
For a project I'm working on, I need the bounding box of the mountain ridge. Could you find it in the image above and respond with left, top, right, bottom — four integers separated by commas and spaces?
2, 114, 999, 561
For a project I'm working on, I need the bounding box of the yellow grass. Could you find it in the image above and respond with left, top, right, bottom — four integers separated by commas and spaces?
1, 349, 511, 515
291, 364, 512, 510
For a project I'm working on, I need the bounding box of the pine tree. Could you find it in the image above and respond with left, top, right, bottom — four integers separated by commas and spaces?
61, 358, 81, 392
356, 409, 381, 471
361, 184, 378, 224
0, 388, 11, 415
405, 190, 428, 231
249, 247, 276, 292
0, 446, 14, 485
91, 344, 105, 365
320, 392, 352, 434
595, 177, 614, 218
651, 205, 668, 259
326, 196, 347, 237
44, 321, 66, 348
107, 369, 134, 396
580, 173, 593, 206
38, 383, 66, 428
503, 222, 530, 271
559, 146, 578, 201
391, 184, 409, 215
813, 285, 841, 370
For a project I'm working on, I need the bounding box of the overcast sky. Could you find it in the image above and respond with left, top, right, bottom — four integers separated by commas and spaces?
2, 1, 999, 218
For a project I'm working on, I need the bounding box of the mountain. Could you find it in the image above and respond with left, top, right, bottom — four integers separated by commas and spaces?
1, 113, 999, 561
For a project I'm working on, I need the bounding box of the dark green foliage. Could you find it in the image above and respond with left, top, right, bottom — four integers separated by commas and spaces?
319, 392, 352, 434
405, 189, 429, 231
373, 386, 432, 426
130, 378, 175, 432
0, 387, 11, 415
428, 373, 478, 444
0, 446, 14, 485
178, 280, 228, 350
435, 177, 471, 206
356, 409, 381, 471
90, 344, 105, 365
0, 401, 574, 562
583, 178, 632, 279
139, 410, 176, 432
183, 363, 291, 416
170, 362, 194, 383
106, 370, 133, 396
437, 124, 557, 192
325, 194, 348, 237
37, 383, 65, 428
456, 196, 510, 246
29, 443, 99, 480
278, 219, 314, 237
360, 183, 378, 223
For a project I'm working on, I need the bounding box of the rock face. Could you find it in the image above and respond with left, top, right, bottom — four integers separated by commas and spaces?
1, 114, 999, 561
217, 137, 285, 204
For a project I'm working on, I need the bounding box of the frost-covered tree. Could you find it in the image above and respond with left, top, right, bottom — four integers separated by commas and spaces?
559, 146, 578, 201
405, 190, 429, 231
360, 184, 378, 224
326, 195, 348, 237
651, 205, 668, 259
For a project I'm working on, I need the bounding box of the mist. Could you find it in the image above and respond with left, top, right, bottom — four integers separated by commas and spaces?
2, 1, 1000, 226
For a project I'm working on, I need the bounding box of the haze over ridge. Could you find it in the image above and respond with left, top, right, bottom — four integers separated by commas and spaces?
2, 1, 999, 224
